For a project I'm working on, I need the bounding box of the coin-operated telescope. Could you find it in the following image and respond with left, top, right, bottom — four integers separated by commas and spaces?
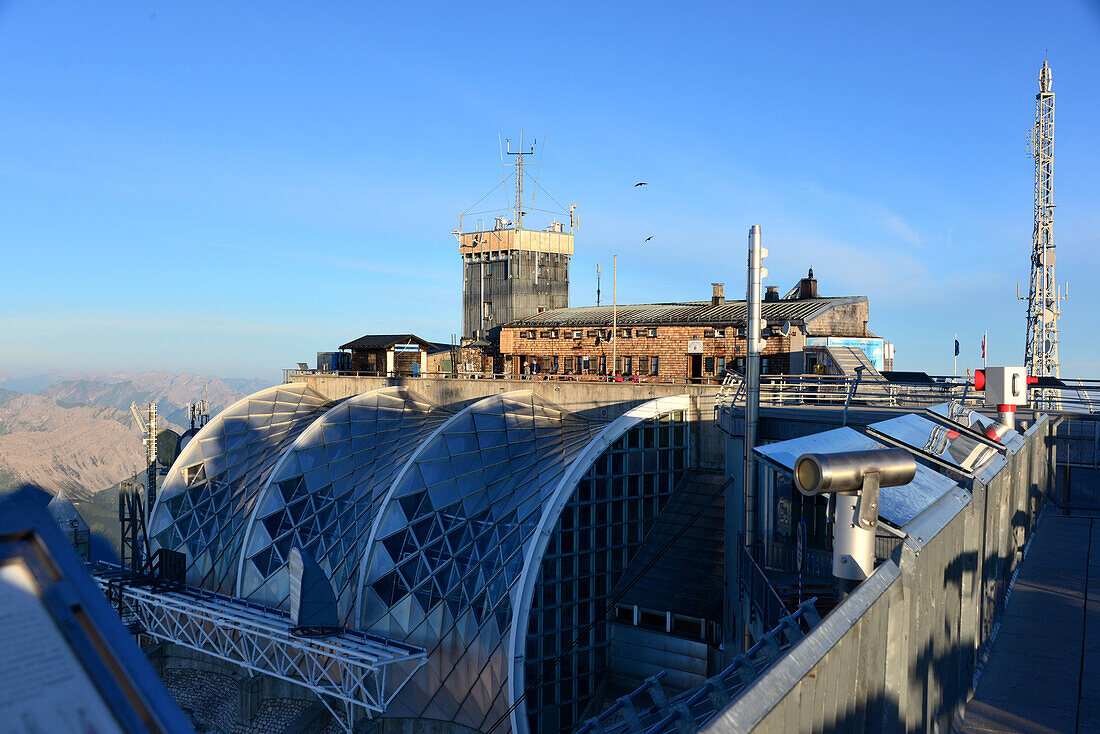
793, 448, 916, 583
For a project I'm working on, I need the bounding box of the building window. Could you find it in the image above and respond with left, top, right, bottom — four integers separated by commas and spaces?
705, 356, 715, 373
619, 329, 632, 338
715, 328, 726, 338
638, 356, 650, 375
586, 330, 599, 338
581, 356, 592, 374
651, 356, 659, 375
554, 356, 560, 373
486, 262, 493, 277
599, 355, 607, 375
614, 356, 622, 374
648, 328, 658, 338
564, 356, 575, 373
718, 356, 726, 374
550, 329, 558, 338
572, 330, 583, 340
483, 302, 492, 321
704, 328, 715, 338
623, 356, 633, 375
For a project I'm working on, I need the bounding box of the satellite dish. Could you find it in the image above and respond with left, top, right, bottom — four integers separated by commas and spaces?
780, 321, 792, 337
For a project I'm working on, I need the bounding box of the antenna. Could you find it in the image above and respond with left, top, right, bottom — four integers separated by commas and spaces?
1020, 58, 1064, 409
596, 263, 601, 307
505, 131, 535, 229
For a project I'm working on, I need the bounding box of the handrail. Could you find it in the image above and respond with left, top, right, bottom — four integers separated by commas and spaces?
739, 538, 790, 633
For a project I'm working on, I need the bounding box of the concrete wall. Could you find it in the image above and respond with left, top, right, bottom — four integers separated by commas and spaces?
290, 374, 725, 470
705, 416, 1055, 733
802, 300, 870, 338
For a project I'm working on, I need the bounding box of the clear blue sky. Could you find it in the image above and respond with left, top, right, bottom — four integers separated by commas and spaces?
2, 1, 1098, 381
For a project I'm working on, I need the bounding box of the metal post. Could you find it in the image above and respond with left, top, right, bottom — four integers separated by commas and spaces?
612, 255, 618, 378
744, 225, 764, 549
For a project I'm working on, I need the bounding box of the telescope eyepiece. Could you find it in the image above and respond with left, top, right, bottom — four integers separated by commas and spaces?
793, 449, 916, 496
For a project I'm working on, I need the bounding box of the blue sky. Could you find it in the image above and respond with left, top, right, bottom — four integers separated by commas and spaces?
2, 1, 1098, 381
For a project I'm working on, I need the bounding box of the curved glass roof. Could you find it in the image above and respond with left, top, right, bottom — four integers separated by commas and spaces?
149, 383, 332, 592
236, 387, 452, 622
150, 383, 695, 733
358, 391, 603, 729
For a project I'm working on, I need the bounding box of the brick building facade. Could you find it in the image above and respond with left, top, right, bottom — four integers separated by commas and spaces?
499, 276, 879, 382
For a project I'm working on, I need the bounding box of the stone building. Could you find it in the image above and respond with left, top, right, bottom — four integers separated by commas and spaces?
499, 272, 886, 381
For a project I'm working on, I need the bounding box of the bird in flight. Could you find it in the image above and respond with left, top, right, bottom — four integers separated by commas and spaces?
644, 236, 654, 243
634, 182, 647, 187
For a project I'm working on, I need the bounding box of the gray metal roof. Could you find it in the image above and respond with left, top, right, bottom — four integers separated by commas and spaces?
339, 334, 436, 351
502, 296, 865, 329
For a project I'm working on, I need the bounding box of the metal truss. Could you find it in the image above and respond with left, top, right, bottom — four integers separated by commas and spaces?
1024, 60, 1063, 409
94, 569, 426, 733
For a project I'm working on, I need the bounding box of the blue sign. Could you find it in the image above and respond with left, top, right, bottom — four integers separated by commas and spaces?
805, 337, 885, 371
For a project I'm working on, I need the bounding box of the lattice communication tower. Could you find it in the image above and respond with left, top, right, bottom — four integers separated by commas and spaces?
1023, 59, 1065, 401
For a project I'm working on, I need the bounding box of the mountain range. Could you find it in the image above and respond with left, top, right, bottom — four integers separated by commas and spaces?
0, 371, 272, 499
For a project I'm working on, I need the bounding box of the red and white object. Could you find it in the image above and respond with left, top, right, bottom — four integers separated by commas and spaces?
973, 366, 1038, 427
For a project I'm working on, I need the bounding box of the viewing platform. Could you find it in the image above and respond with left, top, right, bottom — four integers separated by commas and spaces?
961, 512, 1100, 733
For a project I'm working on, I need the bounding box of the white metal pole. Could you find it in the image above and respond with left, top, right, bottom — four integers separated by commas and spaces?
612, 255, 618, 377
954, 333, 958, 377
745, 226, 764, 550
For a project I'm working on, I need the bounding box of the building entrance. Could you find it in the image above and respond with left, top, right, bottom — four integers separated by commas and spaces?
689, 354, 703, 381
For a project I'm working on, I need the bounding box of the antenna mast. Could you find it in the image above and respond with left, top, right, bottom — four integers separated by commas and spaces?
1023, 59, 1065, 408
505, 131, 535, 229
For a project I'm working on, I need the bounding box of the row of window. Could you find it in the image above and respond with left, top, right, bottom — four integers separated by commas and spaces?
516, 355, 661, 376
514, 326, 741, 340
516, 327, 660, 340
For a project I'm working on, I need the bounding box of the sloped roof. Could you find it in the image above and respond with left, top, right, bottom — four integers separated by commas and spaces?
502, 296, 865, 329
339, 334, 436, 351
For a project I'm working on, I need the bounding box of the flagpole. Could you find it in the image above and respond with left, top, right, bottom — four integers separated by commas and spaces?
984, 331, 988, 370
954, 333, 958, 377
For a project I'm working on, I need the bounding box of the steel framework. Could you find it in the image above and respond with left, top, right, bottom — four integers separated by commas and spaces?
93, 568, 426, 733
1024, 60, 1064, 407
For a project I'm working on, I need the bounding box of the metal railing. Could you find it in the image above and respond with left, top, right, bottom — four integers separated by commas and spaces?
578, 599, 822, 734
710, 372, 1100, 416
283, 368, 728, 386
738, 539, 790, 632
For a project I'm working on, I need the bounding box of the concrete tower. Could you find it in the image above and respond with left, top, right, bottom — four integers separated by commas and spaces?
459, 135, 575, 341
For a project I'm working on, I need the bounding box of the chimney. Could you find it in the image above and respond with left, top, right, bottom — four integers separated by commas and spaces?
764, 286, 779, 302
798, 268, 818, 299
711, 283, 725, 306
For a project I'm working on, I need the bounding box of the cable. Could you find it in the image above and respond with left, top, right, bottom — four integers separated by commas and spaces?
462, 175, 511, 216
484, 477, 728, 733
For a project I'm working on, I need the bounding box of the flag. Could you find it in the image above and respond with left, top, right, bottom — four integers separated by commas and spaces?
981, 333, 986, 359
954, 339, 960, 357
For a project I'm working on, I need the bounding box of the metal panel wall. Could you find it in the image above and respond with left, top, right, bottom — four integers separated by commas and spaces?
705, 417, 1053, 734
